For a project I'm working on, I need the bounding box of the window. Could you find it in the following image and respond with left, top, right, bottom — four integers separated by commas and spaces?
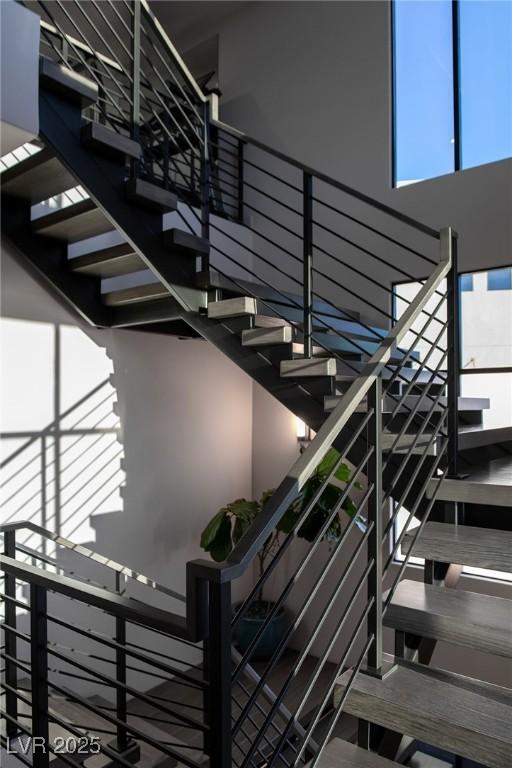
487, 267, 512, 291
460, 273, 473, 292
459, 1, 512, 169
393, 0, 512, 185
393, 265, 512, 416
393, 0, 454, 186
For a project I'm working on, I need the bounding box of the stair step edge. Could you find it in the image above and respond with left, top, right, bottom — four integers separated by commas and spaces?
385, 579, 512, 659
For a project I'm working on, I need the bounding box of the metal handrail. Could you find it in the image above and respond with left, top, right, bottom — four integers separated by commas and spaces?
0, 521, 186, 604
189, 235, 451, 585
212, 118, 440, 239
0, 554, 188, 637
139, 0, 206, 104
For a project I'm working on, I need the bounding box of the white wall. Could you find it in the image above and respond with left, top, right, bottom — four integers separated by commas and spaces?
0, 0, 39, 153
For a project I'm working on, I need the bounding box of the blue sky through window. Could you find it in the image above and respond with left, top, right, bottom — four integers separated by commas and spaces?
394, 0, 512, 185
460, 0, 512, 168
394, 0, 454, 184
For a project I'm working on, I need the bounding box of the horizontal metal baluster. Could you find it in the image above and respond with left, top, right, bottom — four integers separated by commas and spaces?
241, 538, 374, 767
233, 476, 373, 727
289, 605, 375, 768
45, 676, 202, 768
232, 441, 372, 639
383, 351, 449, 462
46, 645, 206, 729
384, 438, 450, 571
232, 414, 373, 626
384, 303, 448, 412
38, 1, 128, 125
384, 454, 448, 609
382, 382, 449, 505
304, 636, 374, 768
382, 412, 448, 523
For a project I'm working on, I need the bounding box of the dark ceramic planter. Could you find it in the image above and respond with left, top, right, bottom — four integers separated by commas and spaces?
233, 601, 286, 661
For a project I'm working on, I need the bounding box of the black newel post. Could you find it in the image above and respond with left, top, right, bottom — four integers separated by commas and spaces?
30, 584, 49, 768
303, 172, 313, 358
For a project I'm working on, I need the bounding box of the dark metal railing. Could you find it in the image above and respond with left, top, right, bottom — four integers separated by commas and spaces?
22, 0, 210, 243
1, 523, 208, 768
5, 4, 463, 767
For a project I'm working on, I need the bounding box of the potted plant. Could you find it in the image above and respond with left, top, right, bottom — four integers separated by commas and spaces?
200, 448, 365, 660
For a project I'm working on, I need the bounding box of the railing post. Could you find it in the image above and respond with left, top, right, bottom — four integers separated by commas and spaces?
237, 139, 245, 224
131, 0, 141, 177
443, 227, 460, 480
201, 100, 211, 273
41, 436, 47, 561
206, 581, 231, 768
303, 172, 313, 358
30, 584, 49, 768
366, 377, 383, 674
115, 572, 129, 752
4, 530, 18, 739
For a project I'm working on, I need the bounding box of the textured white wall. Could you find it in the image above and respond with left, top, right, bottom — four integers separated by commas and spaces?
0, 0, 39, 153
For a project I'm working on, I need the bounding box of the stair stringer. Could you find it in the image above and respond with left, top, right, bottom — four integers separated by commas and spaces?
37, 86, 207, 314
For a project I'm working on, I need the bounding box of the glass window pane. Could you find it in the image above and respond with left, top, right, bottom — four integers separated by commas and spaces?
394, 0, 455, 185
459, 0, 512, 169
461, 372, 512, 429
461, 269, 512, 369
460, 273, 473, 292
487, 267, 512, 292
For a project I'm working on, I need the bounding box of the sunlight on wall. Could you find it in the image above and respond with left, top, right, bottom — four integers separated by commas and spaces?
0, 319, 124, 548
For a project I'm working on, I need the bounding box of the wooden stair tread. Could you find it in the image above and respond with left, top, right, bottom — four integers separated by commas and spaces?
385, 579, 512, 658
0, 146, 76, 204
307, 738, 400, 768
40, 56, 98, 107
125, 178, 177, 213
81, 122, 141, 161
335, 659, 512, 768
242, 325, 293, 346
325, 394, 489, 413
69, 242, 144, 277
208, 296, 257, 319
163, 228, 209, 255
402, 522, 512, 573
281, 357, 337, 378
427, 455, 512, 507
103, 282, 169, 306
32, 198, 112, 242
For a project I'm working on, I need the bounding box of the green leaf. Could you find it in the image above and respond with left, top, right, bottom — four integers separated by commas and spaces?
233, 515, 251, 545
316, 448, 340, 478
208, 516, 233, 561
334, 462, 351, 483
200, 508, 228, 550
227, 499, 260, 521
276, 502, 300, 534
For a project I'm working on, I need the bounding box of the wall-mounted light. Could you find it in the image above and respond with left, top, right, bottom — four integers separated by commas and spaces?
296, 417, 312, 452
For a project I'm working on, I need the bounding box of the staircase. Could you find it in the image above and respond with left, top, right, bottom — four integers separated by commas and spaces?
1, 2, 511, 768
